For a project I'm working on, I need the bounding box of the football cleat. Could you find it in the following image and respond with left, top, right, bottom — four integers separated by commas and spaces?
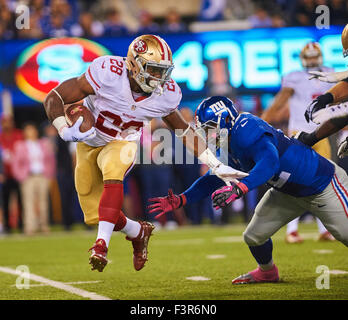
126, 221, 155, 271
232, 265, 279, 284
285, 231, 304, 244
88, 238, 108, 272
318, 231, 335, 241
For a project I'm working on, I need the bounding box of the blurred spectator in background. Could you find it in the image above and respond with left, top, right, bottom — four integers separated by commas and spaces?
199, 0, 226, 21
271, 11, 287, 28
103, 8, 128, 37
70, 11, 104, 38
248, 5, 273, 28
162, 8, 187, 34
43, 123, 76, 231
43, 13, 71, 38
293, 0, 316, 26
329, 0, 348, 25
12, 123, 55, 235
0, 115, 23, 234
137, 10, 160, 35
0, 1, 16, 40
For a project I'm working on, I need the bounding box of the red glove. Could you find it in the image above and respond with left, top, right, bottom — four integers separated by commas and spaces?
211, 182, 248, 210
148, 189, 187, 219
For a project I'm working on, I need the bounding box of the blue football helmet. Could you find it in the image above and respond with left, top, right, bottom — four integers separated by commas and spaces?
195, 96, 239, 148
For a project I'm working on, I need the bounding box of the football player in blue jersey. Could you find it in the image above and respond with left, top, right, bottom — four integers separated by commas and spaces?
148, 96, 348, 284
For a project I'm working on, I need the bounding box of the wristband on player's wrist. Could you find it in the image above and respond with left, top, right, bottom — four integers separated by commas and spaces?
52, 116, 68, 137
318, 92, 334, 105
297, 131, 318, 147
178, 194, 187, 207
234, 182, 249, 198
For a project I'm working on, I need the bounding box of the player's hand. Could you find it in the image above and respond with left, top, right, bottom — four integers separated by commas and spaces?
59, 117, 96, 142
312, 103, 348, 125
213, 164, 249, 185
147, 189, 186, 219
211, 183, 248, 210
308, 70, 348, 83
338, 136, 348, 159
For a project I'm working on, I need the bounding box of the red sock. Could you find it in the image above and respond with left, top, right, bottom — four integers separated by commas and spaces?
98, 183, 123, 224
114, 210, 127, 231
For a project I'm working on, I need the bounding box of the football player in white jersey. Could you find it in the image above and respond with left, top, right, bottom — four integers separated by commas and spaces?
262, 42, 335, 243
43, 34, 248, 272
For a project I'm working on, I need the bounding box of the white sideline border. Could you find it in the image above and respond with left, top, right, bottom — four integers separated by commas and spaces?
0, 266, 111, 300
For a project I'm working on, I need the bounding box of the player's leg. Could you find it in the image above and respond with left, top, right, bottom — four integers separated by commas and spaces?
309, 165, 348, 247
316, 217, 335, 241
74, 142, 104, 226
285, 217, 303, 243
312, 138, 335, 241
94, 140, 154, 271
233, 188, 306, 284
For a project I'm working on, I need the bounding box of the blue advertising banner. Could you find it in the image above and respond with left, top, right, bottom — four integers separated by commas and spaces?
0, 25, 345, 107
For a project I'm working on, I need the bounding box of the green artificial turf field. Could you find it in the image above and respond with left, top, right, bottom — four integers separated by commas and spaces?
0, 222, 347, 300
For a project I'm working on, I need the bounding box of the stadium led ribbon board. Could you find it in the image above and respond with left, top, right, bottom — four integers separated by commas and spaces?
15, 38, 111, 102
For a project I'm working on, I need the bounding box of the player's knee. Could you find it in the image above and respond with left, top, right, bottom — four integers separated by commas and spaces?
243, 231, 265, 247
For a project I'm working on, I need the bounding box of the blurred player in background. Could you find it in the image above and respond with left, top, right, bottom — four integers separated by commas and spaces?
149, 96, 348, 284
299, 25, 348, 158
262, 42, 335, 243
43, 34, 247, 272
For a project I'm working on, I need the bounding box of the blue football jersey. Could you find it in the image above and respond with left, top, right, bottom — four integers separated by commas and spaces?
226, 113, 335, 197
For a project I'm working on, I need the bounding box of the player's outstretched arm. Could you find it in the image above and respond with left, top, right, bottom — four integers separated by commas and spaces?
162, 110, 249, 185
305, 81, 348, 122
261, 88, 293, 124
148, 171, 225, 219
43, 75, 96, 142
297, 114, 348, 147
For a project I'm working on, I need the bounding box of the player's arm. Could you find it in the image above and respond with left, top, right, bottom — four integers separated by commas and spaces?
212, 135, 280, 209
162, 109, 249, 184
297, 114, 348, 147
305, 80, 348, 122
261, 87, 294, 124
43, 74, 96, 142
147, 171, 225, 219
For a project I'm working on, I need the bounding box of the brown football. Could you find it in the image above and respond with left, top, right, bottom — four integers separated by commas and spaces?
65, 104, 95, 133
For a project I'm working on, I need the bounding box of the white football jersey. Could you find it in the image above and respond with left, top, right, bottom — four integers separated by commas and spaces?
281, 66, 334, 133
83, 55, 182, 147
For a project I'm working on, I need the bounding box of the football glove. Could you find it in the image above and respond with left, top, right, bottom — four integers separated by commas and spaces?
338, 136, 348, 159
308, 70, 348, 83
147, 189, 186, 219
304, 93, 334, 123
312, 103, 348, 125
55, 116, 96, 142
211, 182, 248, 210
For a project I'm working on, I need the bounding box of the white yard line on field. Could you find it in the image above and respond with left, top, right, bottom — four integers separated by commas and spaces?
0, 266, 111, 300
10, 280, 103, 288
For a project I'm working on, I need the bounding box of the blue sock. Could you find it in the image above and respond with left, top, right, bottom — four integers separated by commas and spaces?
248, 238, 273, 265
